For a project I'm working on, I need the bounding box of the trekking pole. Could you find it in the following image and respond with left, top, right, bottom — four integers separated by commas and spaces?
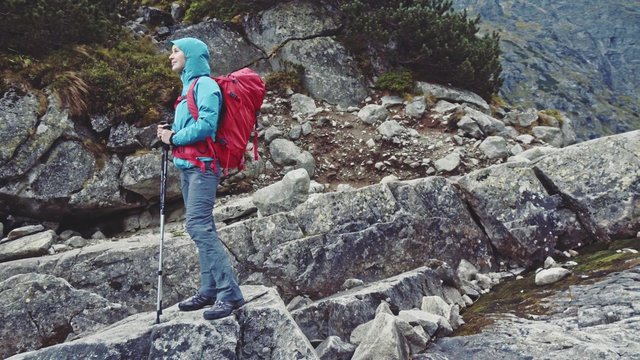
156, 123, 171, 324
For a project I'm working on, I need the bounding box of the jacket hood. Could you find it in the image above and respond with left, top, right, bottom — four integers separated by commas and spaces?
171, 38, 211, 88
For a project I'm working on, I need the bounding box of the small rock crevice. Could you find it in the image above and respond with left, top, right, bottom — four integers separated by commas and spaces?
532, 165, 609, 244
453, 182, 490, 239
26, 310, 45, 341
265, 26, 343, 57
41, 322, 74, 348
452, 181, 528, 267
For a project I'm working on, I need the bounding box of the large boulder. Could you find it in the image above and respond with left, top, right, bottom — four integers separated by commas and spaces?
5, 225, 45, 241
0, 90, 40, 164
0, 140, 95, 220
236, 286, 319, 359
68, 155, 132, 211
252, 168, 310, 216
560, 115, 577, 146
415, 82, 490, 112
275, 37, 367, 107
533, 130, 640, 240
222, 178, 494, 300
290, 93, 318, 117
7, 286, 318, 360
30, 141, 95, 199
107, 122, 142, 153
385, 177, 495, 270
119, 151, 182, 200
533, 125, 565, 147
269, 138, 316, 176
456, 162, 590, 265
478, 136, 510, 159
505, 108, 539, 128
359, 104, 389, 125
0, 273, 129, 359
461, 106, 506, 137
351, 312, 420, 360
0, 231, 203, 313
167, 20, 268, 76
315, 336, 356, 360
434, 152, 462, 172
0, 230, 55, 263
244, 2, 367, 107
0, 90, 187, 222
243, 1, 340, 53
0, 94, 76, 180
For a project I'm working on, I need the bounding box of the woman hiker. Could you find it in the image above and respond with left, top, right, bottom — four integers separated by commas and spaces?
157, 37, 245, 320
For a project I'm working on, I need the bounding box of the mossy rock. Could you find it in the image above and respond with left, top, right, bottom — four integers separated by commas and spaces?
455, 238, 640, 336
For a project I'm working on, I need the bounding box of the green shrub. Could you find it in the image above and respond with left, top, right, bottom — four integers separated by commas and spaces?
184, 0, 279, 23
125, 0, 175, 12
0, 0, 122, 56
0, 0, 178, 126
80, 36, 179, 125
184, 0, 246, 23
375, 69, 414, 93
1, 36, 178, 125
339, 0, 502, 99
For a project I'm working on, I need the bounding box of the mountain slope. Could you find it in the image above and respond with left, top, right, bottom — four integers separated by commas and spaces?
454, 0, 640, 139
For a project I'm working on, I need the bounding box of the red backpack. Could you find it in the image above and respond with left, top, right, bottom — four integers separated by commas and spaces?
173, 68, 266, 174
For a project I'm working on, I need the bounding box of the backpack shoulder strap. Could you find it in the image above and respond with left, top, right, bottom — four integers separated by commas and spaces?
185, 77, 200, 120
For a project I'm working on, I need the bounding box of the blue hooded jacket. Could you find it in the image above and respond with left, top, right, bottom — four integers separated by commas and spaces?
170, 38, 222, 170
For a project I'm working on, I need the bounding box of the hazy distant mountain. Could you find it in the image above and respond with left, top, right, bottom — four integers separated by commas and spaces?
454, 0, 640, 139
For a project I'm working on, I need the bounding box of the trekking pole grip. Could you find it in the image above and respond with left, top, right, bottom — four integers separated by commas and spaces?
160, 122, 172, 151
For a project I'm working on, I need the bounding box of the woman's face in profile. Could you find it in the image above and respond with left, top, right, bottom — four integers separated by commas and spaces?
169, 45, 186, 73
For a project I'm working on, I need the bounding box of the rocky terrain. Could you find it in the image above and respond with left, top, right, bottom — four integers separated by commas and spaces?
0, 66, 576, 238
0, 1, 639, 359
1, 128, 638, 359
426, 256, 640, 360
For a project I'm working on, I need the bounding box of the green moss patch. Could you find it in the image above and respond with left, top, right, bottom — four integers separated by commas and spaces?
455, 238, 640, 336
540, 109, 564, 125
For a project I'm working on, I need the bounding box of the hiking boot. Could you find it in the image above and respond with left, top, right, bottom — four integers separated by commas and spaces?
178, 293, 215, 311
203, 299, 245, 320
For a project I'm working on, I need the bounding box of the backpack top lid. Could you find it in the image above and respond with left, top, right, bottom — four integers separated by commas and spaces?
185, 68, 265, 121
215, 68, 265, 113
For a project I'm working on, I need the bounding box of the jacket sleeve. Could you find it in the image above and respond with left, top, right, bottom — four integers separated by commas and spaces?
172, 77, 221, 146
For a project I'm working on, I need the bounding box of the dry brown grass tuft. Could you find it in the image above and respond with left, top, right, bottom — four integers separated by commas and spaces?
52, 71, 90, 116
